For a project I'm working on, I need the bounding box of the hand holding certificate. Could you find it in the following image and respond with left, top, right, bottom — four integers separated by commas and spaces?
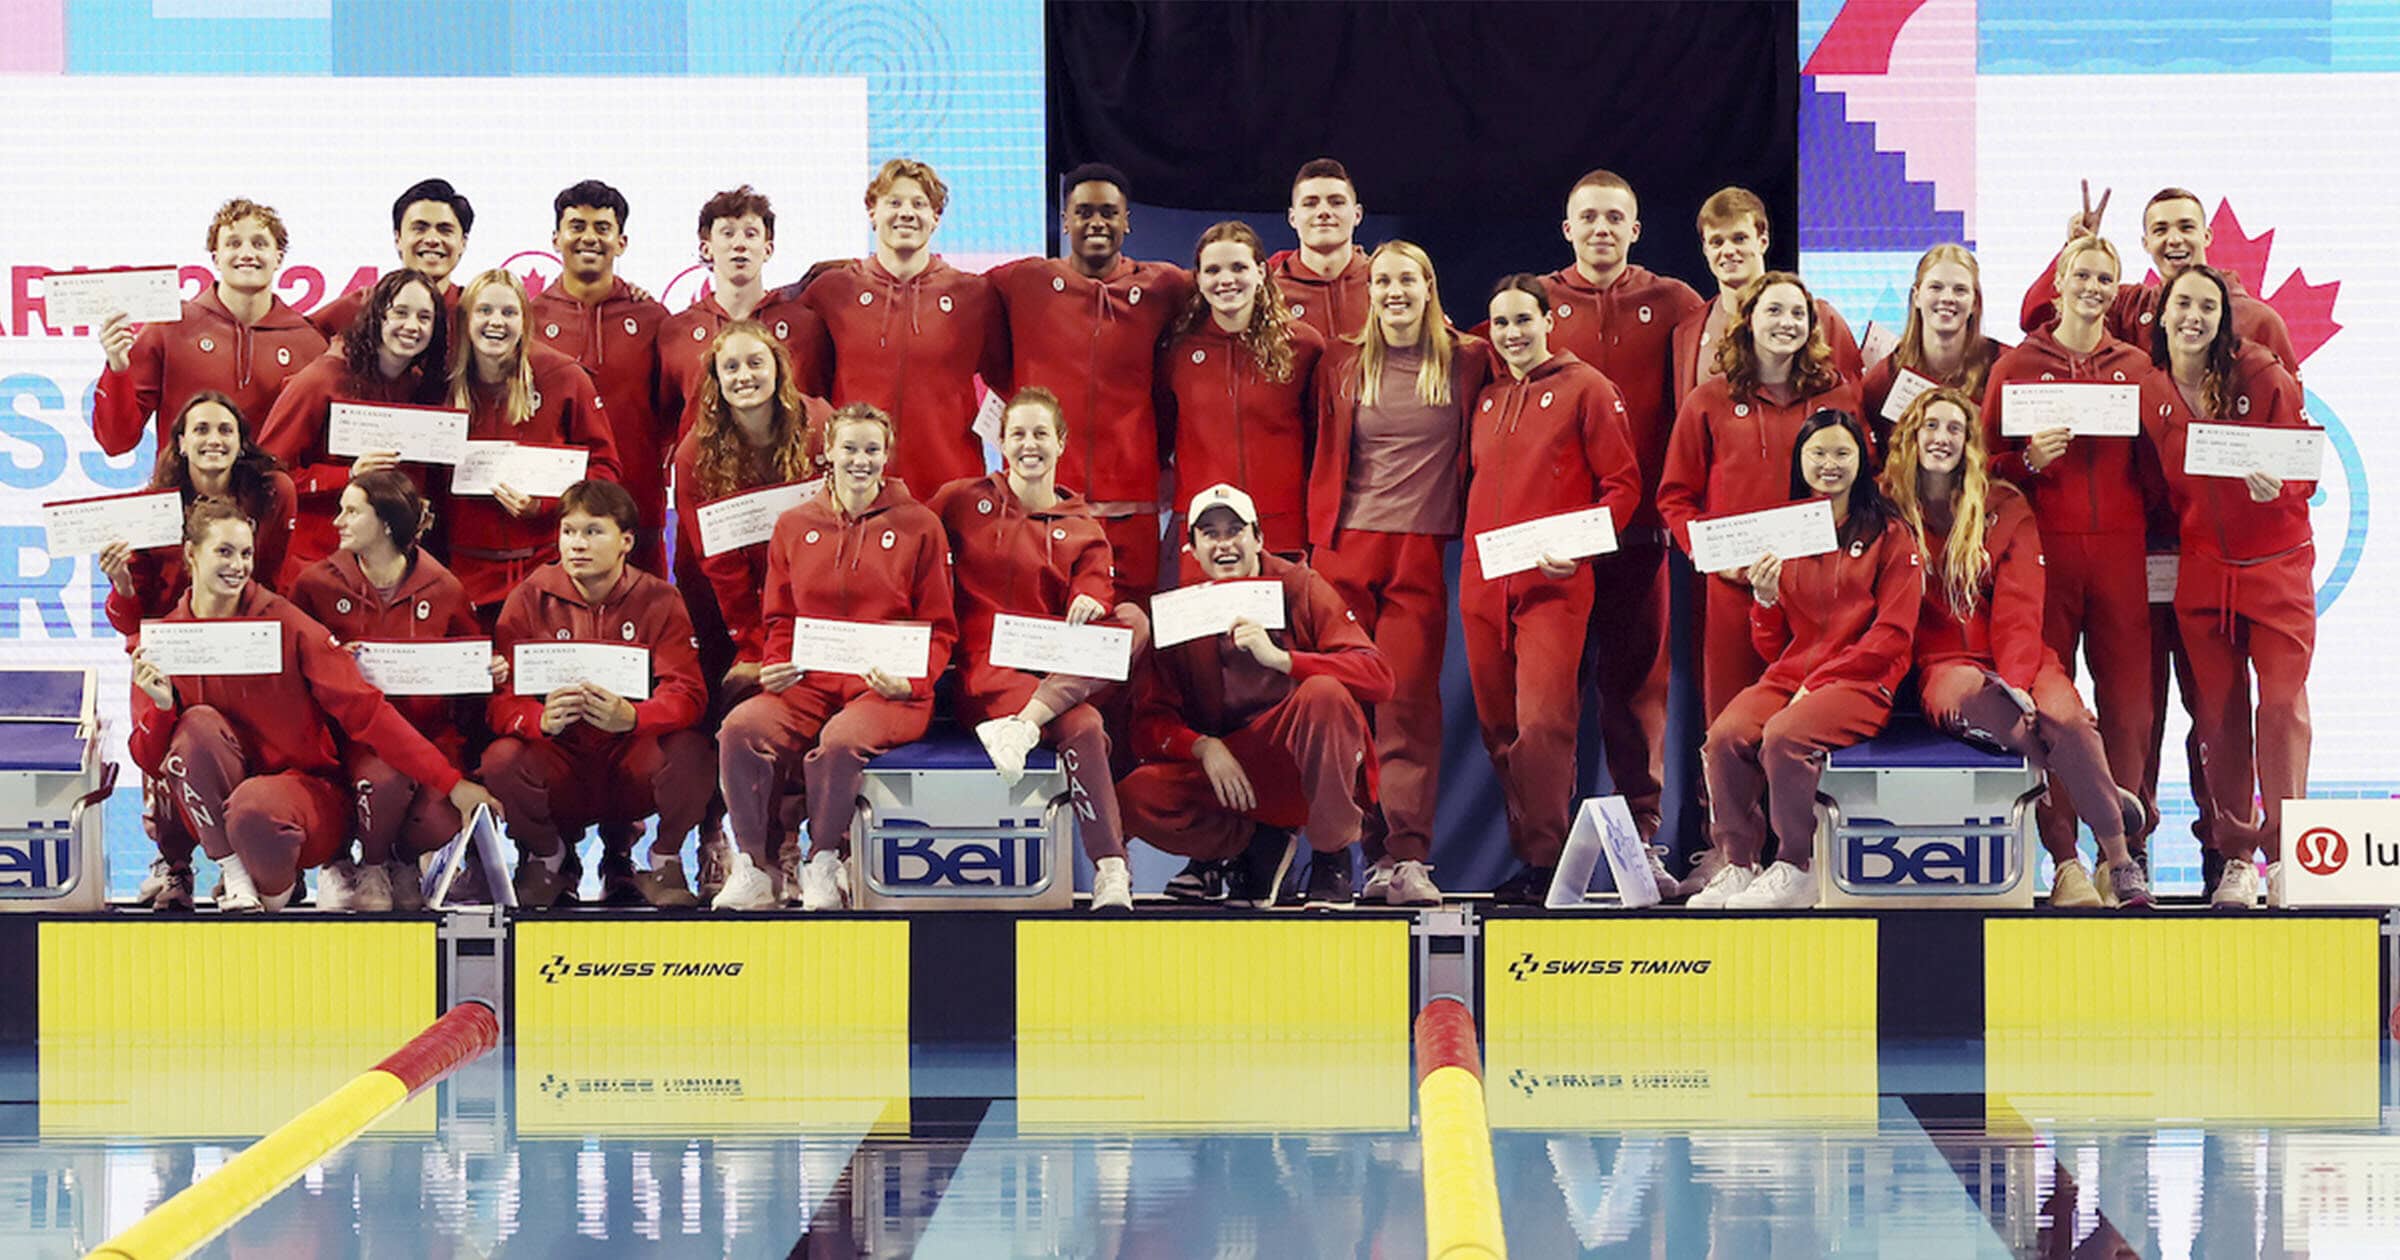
512, 642, 651, 699
139, 619, 283, 676
1149, 579, 1287, 648
1688, 499, 1840, 574
1475, 505, 1617, 580
43, 266, 181, 328
328, 401, 471, 465
791, 618, 935, 678
354, 639, 495, 696
2183, 423, 2324, 481
453, 442, 591, 498
2000, 382, 2140, 437
694, 478, 823, 557
989, 613, 1133, 681
44, 488, 183, 556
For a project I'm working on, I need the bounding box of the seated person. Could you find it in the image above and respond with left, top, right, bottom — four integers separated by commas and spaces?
127, 500, 501, 911
1116, 483, 1394, 907
480, 480, 713, 909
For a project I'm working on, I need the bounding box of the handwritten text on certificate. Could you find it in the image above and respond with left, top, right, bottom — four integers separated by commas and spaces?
988, 614, 1133, 681
354, 639, 494, 696
1999, 382, 2140, 436
43, 488, 183, 555
328, 402, 471, 464
1475, 505, 1617, 580
512, 642, 651, 699
139, 619, 283, 676
43, 266, 181, 327
694, 479, 823, 557
792, 618, 934, 678
1149, 579, 1287, 648
1688, 499, 1841, 574
1879, 369, 1939, 422
2183, 423, 2324, 481
452, 443, 590, 497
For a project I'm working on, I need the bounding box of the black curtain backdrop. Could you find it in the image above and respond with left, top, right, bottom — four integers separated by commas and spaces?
1046, 0, 1799, 891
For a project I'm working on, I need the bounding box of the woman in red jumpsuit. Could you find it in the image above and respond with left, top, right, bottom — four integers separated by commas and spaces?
931, 387, 1152, 911
2141, 265, 2316, 909
1692, 410, 1920, 910
1881, 387, 2151, 908
1857, 243, 2008, 450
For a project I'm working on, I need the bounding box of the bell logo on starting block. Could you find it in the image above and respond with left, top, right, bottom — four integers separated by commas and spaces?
876, 831, 1047, 891
1841, 817, 2014, 890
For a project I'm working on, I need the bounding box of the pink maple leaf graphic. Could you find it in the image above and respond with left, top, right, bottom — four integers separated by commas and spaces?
2143, 201, 2342, 367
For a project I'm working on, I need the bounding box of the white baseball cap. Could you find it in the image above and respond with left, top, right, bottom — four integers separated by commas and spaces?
1185, 482, 1260, 533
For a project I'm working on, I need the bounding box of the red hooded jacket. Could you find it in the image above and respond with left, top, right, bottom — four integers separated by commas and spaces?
1908, 481, 2052, 689
487, 562, 707, 747
2018, 253, 2299, 373
103, 474, 300, 637
442, 343, 621, 607
760, 481, 957, 702
290, 548, 485, 758
1750, 517, 1924, 694
1540, 265, 1706, 528
1306, 332, 1490, 548
1464, 351, 1642, 553
803, 256, 1007, 495
657, 290, 833, 440
530, 279, 668, 526
1267, 248, 1371, 346
257, 353, 436, 570
929, 472, 1115, 653
1980, 326, 2156, 536
1158, 318, 1326, 547
1657, 375, 1863, 554
2140, 343, 2314, 565
668, 401, 834, 664
92, 288, 327, 458
986, 256, 1192, 503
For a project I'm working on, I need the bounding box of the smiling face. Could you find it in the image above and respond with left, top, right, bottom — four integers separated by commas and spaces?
558, 508, 631, 585
1913, 259, 1976, 338
334, 483, 393, 555
1191, 508, 1260, 579
552, 204, 625, 286
1486, 288, 1552, 372
827, 418, 891, 498
1702, 214, 1766, 290
1913, 399, 1971, 476
185, 516, 255, 600
702, 213, 773, 289
394, 199, 465, 283
211, 215, 283, 297
1798, 423, 1861, 500
2056, 244, 2118, 324
177, 401, 242, 480
1061, 180, 1129, 269
1197, 239, 1261, 324
713, 330, 778, 415
466, 283, 523, 365
1288, 176, 1361, 254
2161, 270, 2225, 358
1000, 403, 1064, 483
1563, 184, 1641, 277
872, 176, 941, 255
1748, 281, 1812, 364
2143, 196, 2211, 279
1369, 251, 1429, 339
379, 281, 438, 367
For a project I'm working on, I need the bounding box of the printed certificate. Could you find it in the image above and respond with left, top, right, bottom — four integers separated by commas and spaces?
43, 265, 180, 327
693, 478, 822, 557
1999, 382, 2140, 437
512, 641, 651, 699
1474, 505, 1618, 580
140, 618, 282, 676
1688, 499, 1841, 574
1149, 579, 1287, 648
353, 638, 493, 696
792, 618, 935, 678
452, 442, 590, 497
2183, 423, 2324, 481
988, 613, 1133, 681
43, 488, 182, 555
327, 401, 471, 464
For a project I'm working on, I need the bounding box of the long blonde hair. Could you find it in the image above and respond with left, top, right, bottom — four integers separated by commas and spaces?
1879, 385, 1992, 618
448, 268, 537, 425
1893, 243, 1998, 398
689, 321, 820, 501
1174, 221, 1298, 383
1352, 240, 1456, 408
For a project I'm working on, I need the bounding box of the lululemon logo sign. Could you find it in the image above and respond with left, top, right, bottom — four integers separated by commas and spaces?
2295, 827, 2348, 876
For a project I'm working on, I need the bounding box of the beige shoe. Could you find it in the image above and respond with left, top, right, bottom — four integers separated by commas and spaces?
2049, 858, 2103, 909
631, 854, 702, 909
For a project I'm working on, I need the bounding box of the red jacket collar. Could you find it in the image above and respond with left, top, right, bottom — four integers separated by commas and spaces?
977, 472, 1094, 520
863, 255, 957, 288
191, 284, 312, 332
327, 547, 457, 602
1267, 248, 1365, 290
797, 477, 919, 527
525, 561, 640, 611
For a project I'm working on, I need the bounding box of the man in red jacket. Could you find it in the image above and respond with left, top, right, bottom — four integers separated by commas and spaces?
531, 180, 671, 576
1671, 186, 1863, 402
480, 480, 713, 909
660, 184, 832, 438
309, 179, 473, 338
1269, 157, 1371, 345
987, 163, 1192, 592
92, 197, 327, 458
1118, 483, 1395, 907
802, 158, 1006, 497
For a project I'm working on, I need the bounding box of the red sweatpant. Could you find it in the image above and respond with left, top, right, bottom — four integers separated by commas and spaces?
956, 602, 1152, 862
161, 705, 349, 898
718, 681, 932, 864
1312, 530, 1447, 863
346, 748, 467, 865
2037, 532, 2154, 858
1918, 658, 2130, 863
1099, 511, 1164, 595
1116, 674, 1373, 860
1585, 538, 1673, 836
480, 729, 714, 859
1700, 572, 1770, 723
2177, 546, 2315, 861
1702, 679, 1891, 868
1461, 564, 1592, 867
2142, 602, 2213, 852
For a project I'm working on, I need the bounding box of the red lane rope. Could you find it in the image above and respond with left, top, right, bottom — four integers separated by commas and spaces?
372, 1000, 501, 1096
1414, 996, 1482, 1083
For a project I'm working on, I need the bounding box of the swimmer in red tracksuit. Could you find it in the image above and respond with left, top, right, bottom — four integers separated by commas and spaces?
307, 179, 474, 339
1119, 483, 1394, 908
2141, 265, 2316, 910
259, 269, 450, 573
531, 181, 671, 576
931, 388, 1154, 912
801, 159, 1008, 498
1658, 272, 1864, 722
660, 185, 833, 440
1670, 187, 1862, 404
713, 404, 957, 912
1982, 236, 2159, 878
1856, 244, 2009, 451
1309, 241, 1490, 907
1159, 221, 1326, 551
127, 500, 502, 913
1270, 158, 1372, 344
291, 470, 500, 911
1693, 411, 1920, 910
91, 198, 327, 459
1881, 387, 2152, 909
439, 269, 622, 613
1464, 275, 1643, 904
481, 480, 713, 910
986, 163, 1192, 592
100, 393, 297, 911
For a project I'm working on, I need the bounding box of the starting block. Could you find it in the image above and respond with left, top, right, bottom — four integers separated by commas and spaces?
848, 730, 1076, 910
0, 669, 117, 912
1814, 717, 2042, 909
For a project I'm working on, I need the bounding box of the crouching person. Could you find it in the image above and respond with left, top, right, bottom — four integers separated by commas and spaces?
1118, 484, 1394, 907
481, 480, 714, 908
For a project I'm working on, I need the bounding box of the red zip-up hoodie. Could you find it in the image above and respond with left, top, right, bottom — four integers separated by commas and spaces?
1980, 326, 2156, 536
929, 472, 1115, 653
92, 288, 327, 458
1158, 318, 1326, 547
1464, 351, 1642, 557
1540, 265, 1706, 528
668, 401, 834, 664
760, 481, 957, 702
2018, 253, 2299, 373
1267, 248, 1371, 346
530, 279, 668, 525
257, 353, 434, 571
291, 548, 485, 759
803, 256, 1007, 496
1135, 552, 1394, 762
444, 344, 621, 608
2140, 343, 2314, 565
1306, 332, 1491, 548
1909, 482, 2050, 689
657, 290, 833, 440
104, 473, 300, 637
1656, 375, 1863, 554
1750, 517, 1924, 694
986, 255, 1191, 503
128, 583, 462, 794
487, 562, 707, 746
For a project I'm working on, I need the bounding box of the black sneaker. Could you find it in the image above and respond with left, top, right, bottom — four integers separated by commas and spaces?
1305, 849, 1355, 907
1164, 859, 1230, 904
1231, 827, 1300, 909
1489, 865, 1555, 906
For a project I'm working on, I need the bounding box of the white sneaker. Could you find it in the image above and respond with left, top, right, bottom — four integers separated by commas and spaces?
799, 849, 851, 911
386, 859, 426, 911
351, 861, 394, 913
216, 854, 264, 913
136, 856, 178, 904
1725, 861, 1818, 910
1091, 856, 1133, 911
2265, 860, 2287, 909
710, 849, 777, 911
976, 716, 1042, 788
2213, 859, 2261, 910
1686, 862, 1757, 909
315, 859, 360, 912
